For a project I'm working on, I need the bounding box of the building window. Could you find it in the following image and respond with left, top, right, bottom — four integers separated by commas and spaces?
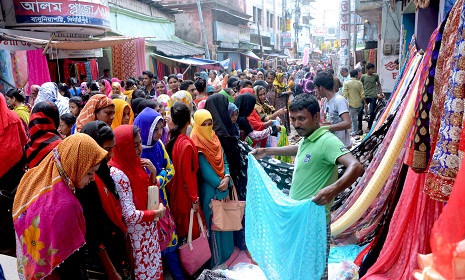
253, 7, 262, 25
266, 11, 274, 28
277, 16, 282, 30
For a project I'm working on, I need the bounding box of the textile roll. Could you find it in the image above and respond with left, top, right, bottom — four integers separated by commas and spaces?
331, 70, 420, 236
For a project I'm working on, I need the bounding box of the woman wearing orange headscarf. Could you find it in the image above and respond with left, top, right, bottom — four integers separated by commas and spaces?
111, 99, 134, 130
75, 94, 115, 133
190, 109, 234, 267
13, 134, 107, 280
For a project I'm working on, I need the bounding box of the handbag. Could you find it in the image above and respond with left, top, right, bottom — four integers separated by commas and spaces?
211, 182, 246, 231
178, 209, 211, 275
158, 207, 176, 251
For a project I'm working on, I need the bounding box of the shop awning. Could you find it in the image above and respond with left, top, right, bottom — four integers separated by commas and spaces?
150, 53, 230, 70
267, 53, 289, 59
0, 32, 134, 50
240, 51, 261, 60
146, 40, 204, 56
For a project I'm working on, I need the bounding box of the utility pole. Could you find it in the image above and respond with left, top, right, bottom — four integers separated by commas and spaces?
196, 0, 210, 59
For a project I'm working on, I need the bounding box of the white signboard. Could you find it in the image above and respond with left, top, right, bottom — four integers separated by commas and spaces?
379, 55, 399, 93
49, 48, 103, 59
0, 40, 36, 50
313, 27, 328, 36
339, 0, 350, 67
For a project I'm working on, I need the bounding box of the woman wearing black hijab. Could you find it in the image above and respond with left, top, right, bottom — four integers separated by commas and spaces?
234, 93, 279, 143
205, 94, 248, 249
76, 121, 129, 279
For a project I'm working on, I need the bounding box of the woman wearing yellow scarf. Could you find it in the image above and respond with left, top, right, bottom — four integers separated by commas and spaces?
111, 99, 134, 130
273, 73, 289, 94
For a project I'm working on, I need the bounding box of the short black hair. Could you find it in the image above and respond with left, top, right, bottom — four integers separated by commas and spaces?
103, 69, 110, 73
252, 80, 269, 90
313, 71, 334, 91
194, 78, 207, 92
239, 80, 253, 89
142, 70, 154, 79
179, 80, 194, 91
5, 88, 25, 103
276, 65, 282, 69
87, 81, 100, 91
350, 69, 358, 78
69, 96, 84, 109
125, 79, 137, 90
227, 76, 239, 88
327, 68, 335, 75
132, 89, 146, 99
340, 67, 349, 73
60, 113, 76, 126
361, 60, 367, 64
238, 73, 246, 78
167, 74, 178, 82
367, 63, 375, 70
394, 59, 399, 65
265, 70, 276, 79
289, 94, 320, 117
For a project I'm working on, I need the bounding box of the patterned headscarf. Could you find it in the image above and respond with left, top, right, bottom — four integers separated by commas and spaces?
167, 90, 193, 114
75, 94, 114, 132
26, 101, 63, 168
13, 134, 107, 279
34, 82, 70, 116
80, 82, 88, 95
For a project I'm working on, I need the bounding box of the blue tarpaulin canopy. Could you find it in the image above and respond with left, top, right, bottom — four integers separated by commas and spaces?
150, 53, 230, 70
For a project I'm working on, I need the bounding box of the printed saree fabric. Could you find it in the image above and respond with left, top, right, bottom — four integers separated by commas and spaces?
426, 0, 465, 202
246, 155, 327, 280
331, 53, 423, 245
427, 157, 465, 279
405, 19, 446, 170
361, 170, 443, 279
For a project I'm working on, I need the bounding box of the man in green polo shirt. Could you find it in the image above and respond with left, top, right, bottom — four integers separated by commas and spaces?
251, 93, 363, 279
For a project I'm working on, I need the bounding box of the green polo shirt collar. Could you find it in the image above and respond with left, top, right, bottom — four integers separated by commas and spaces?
306, 126, 329, 142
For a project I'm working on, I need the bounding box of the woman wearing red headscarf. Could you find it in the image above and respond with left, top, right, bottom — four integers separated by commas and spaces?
109, 125, 166, 279
0, 93, 27, 252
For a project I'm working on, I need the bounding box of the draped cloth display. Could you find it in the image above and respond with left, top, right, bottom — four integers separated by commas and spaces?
426, 0, 465, 201
26, 49, 51, 90
404, 18, 446, 170
361, 170, 443, 279
246, 155, 327, 280
427, 157, 465, 279
0, 50, 14, 92
331, 53, 424, 245
11, 51, 28, 90
112, 38, 146, 80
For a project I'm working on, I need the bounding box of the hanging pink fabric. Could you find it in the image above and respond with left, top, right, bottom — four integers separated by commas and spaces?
26, 49, 51, 88
361, 170, 443, 279
135, 38, 146, 78
90, 59, 99, 81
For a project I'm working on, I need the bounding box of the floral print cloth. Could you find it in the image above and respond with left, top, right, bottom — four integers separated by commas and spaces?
111, 167, 162, 280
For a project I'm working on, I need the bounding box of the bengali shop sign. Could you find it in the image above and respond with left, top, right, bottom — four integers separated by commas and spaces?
13, 0, 110, 27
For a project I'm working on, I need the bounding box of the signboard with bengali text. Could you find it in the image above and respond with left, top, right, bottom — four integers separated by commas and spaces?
13, 0, 110, 27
